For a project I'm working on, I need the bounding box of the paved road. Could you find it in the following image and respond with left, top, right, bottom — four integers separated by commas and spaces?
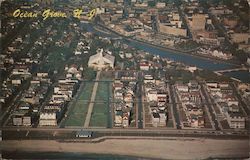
0, 91, 23, 126
230, 82, 250, 129
1, 128, 248, 141
231, 82, 249, 115
199, 88, 215, 130
83, 71, 101, 128
107, 81, 112, 128
137, 71, 143, 129
1, 79, 31, 127
169, 84, 181, 129
167, 83, 177, 128
200, 84, 221, 130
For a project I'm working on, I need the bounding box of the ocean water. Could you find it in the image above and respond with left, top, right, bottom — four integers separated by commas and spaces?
2, 151, 247, 160
1, 151, 155, 160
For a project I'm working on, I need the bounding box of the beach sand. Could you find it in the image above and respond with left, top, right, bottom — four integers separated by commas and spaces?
0, 137, 249, 159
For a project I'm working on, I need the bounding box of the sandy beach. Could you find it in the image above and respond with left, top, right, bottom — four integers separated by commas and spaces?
1, 137, 249, 159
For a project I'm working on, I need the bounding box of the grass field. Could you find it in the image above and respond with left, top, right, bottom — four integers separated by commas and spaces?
95, 81, 110, 101
64, 82, 94, 126
64, 71, 113, 127
89, 102, 108, 127
89, 73, 112, 127
78, 82, 94, 100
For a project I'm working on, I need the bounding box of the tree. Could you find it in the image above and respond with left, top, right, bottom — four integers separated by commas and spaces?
234, 50, 248, 63
83, 68, 96, 80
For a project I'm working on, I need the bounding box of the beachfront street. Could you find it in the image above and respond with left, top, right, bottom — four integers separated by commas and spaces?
1, 126, 248, 141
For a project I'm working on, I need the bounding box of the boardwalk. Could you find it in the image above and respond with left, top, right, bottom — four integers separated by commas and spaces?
83, 71, 101, 128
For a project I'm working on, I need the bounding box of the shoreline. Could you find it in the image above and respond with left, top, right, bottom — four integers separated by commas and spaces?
129, 37, 240, 67
1, 151, 155, 160
1, 137, 249, 160
94, 23, 241, 67
93, 23, 250, 83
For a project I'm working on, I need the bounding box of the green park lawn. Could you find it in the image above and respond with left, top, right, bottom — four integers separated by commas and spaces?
90, 78, 112, 127
64, 71, 113, 127
64, 82, 94, 126
89, 102, 108, 127
95, 81, 110, 101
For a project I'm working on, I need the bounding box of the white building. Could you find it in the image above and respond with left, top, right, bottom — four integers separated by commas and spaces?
156, 2, 166, 8
88, 49, 115, 70
176, 84, 189, 92
114, 112, 122, 127
152, 112, 160, 127
13, 117, 22, 126
147, 90, 158, 102
23, 116, 31, 126
226, 112, 245, 129
11, 79, 22, 85
139, 62, 150, 71
39, 112, 57, 126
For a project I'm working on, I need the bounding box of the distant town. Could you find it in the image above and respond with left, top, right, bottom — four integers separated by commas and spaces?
0, 0, 249, 154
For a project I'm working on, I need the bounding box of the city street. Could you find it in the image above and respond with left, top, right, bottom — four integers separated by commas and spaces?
1, 127, 248, 141
200, 84, 221, 130
169, 84, 181, 129
137, 71, 144, 129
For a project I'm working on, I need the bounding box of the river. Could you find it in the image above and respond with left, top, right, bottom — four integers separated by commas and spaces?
82, 23, 250, 83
